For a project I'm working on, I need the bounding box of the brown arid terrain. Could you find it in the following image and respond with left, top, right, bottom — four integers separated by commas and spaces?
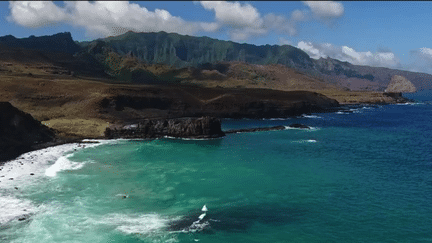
148, 61, 396, 104
0, 68, 338, 138
0, 43, 400, 142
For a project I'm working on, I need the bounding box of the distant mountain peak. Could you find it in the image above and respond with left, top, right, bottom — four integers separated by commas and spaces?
0, 32, 80, 54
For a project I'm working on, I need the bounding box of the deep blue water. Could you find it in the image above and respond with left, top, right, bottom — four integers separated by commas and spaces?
0, 100, 431, 242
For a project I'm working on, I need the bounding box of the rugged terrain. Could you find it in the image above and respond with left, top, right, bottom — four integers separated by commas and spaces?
0, 102, 58, 162
79, 31, 432, 92
0, 31, 420, 152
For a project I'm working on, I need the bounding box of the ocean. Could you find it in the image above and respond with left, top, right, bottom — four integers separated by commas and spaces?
1, 98, 431, 242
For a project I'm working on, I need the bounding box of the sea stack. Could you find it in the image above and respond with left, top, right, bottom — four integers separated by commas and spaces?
385, 75, 416, 93
384, 75, 416, 102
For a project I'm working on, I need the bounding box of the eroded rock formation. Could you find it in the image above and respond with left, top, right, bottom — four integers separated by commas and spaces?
105, 116, 225, 139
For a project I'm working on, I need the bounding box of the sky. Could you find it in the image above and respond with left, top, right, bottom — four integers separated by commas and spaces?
1, 1, 432, 75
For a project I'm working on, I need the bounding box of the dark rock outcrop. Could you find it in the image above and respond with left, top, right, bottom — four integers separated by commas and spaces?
225, 126, 286, 134
105, 116, 225, 139
288, 123, 311, 129
0, 102, 56, 162
224, 123, 311, 134
383, 92, 415, 103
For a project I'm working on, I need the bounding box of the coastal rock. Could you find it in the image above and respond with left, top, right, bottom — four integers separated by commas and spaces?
105, 116, 225, 139
385, 75, 416, 93
289, 124, 311, 129
225, 126, 286, 134
0, 102, 56, 162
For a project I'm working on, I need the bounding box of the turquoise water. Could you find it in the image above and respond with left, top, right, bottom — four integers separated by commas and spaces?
1, 102, 432, 242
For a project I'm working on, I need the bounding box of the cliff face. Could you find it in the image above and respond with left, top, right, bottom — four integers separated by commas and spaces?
96, 86, 340, 122
105, 116, 225, 139
0, 102, 56, 162
81, 31, 315, 70
79, 31, 432, 92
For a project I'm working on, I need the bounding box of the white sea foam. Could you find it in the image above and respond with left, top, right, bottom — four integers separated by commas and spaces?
100, 213, 169, 236
44, 154, 85, 177
300, 114, 322, 119
186, 219, 210, 233
262, 118, 291, 121
292, 139, 318, 143
284, 126, 318, 131
163, 136, 221, 141
396, 102, 415, 105
0, 195, 38, 225
198, 213, 206, 220
0, 140, 119, 188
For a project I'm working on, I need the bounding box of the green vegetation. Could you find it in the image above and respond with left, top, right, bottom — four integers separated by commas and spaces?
94, 31, 314, 69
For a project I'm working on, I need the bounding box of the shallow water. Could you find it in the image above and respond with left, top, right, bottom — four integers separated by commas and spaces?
1, 102, 431, 242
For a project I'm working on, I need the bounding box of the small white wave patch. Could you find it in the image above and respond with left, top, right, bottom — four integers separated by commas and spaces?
262, 118, 291, 121
45, 154, 85, 177
0, 195, 38, 225
284, 126, 319, 131
102, 213, 169, 236
292, 139, 317, 143
300, 114, 322, 119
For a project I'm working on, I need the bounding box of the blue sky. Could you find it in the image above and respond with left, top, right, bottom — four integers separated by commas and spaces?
1, 1, 432, 74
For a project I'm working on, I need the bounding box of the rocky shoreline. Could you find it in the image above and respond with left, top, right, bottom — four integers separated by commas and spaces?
0, 96, 415, 164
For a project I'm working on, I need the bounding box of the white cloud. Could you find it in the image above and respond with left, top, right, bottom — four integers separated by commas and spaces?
7, 1, 68, 28
297, 41, 401, 68
199, 1, 311, 41
279, 37, 292, 46
303, 1, 344, 19
7, 1, 346, 42
417, 47, 432, 60
409, 47, 432, 74
199, 1, 269, 41
263, 10, 308, 36
199, 1, 262, 28
8, 1, 219, 38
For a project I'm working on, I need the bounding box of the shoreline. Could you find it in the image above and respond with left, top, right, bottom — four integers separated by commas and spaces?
1, 101, 412, 166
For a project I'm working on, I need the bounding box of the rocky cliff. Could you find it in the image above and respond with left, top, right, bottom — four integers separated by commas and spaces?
80, 31, 315, 70
0, 102, 56, 162
105, 116, 225, 139
96, 86, 340, 122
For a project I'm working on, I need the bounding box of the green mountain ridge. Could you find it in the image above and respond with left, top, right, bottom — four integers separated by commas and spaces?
1, 31, 431, 91
83, 31, 315, 70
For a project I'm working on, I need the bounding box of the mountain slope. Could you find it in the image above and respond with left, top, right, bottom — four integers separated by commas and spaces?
1, 31, 430, 94
82, 31, 431, 92
0, 32, 80, 54
81, 31, 315, 70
